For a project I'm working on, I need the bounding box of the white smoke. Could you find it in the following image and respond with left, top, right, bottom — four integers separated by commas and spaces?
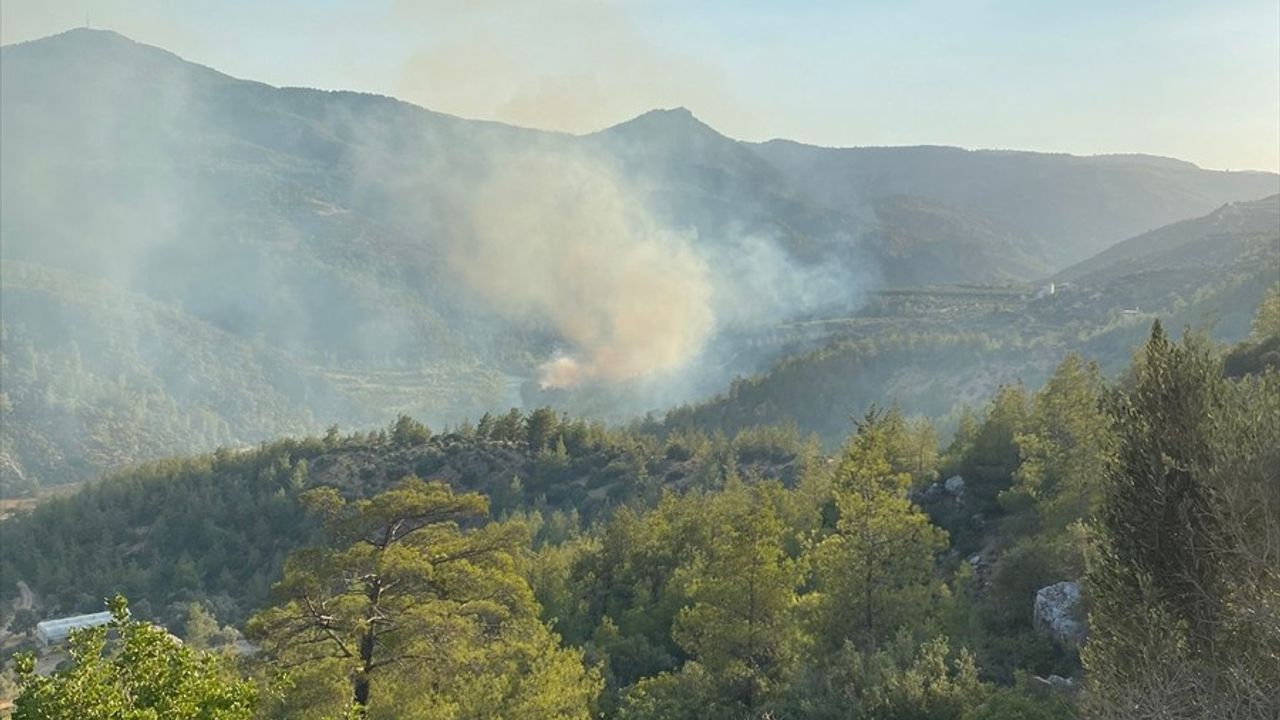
450, 150, 715, 388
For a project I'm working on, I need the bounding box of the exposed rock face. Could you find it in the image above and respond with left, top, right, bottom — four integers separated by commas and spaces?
944, 474, 965, 495
1034, 581, 1086, 646
966, 552, 992, 589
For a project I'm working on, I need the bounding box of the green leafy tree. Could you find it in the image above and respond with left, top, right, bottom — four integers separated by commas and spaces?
783, 633, 988, 720
491, 408, 525, 442
388, 415, 430, 448
475, 412, 495, 439
13, 595, 257, 719
942, 406, 980, 475
670, 479, 803, 716
247, 477, 598, 718
616, 663, 712, 720
1011, 353, 1112, 540
7, 608, 38, 637
1085, 322, 1280, 718
569, 494, 715, 690
525, 407, 560, 451
965, 385, 1030, 494
881, 408, 940, 488
1225, 285, 1280, 376
812, 410, 949, 652
905, 417, 941, 488
176, 602, 240, 651
1088, 324, 1226, 646
963, 686, 1074, 720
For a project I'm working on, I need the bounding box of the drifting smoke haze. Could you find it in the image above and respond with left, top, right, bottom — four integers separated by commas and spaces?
705, 232, 875, 328
4, 23, 1274, 493
453, 151, 715, 388
391, 0, 757, 138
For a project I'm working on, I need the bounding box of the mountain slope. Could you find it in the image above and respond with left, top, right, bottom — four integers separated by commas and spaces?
2, 28, 1277, 487
0, 415, 814, 620
1055, 194, 1280, 284
0, 261, 350, 495
5, 29, 1274, 305
750, 141, 1278, 267
668, 200, 1279, 447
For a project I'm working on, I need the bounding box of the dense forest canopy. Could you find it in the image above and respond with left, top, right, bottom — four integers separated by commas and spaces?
5, 296, 1279, 718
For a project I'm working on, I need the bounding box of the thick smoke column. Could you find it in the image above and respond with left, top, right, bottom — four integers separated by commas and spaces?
452, 151, 714, 388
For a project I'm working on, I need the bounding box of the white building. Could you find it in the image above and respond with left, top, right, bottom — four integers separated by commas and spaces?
35, 611, 114, 646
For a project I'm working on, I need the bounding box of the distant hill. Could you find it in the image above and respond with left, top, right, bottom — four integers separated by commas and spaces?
667, 201, 1279, 447
0, 415, 813, 620
2, 28, 1277, 488
0, 261, 335, 495
0, 262, 512, 495
751, 141, 1278, 267
5, 29, 1273, 297
1055, 194, 1280, 284
1043, 195, 1280, 340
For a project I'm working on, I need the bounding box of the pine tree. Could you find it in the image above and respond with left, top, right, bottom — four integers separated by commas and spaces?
388, 415, 430, 448
1084, 322, 1279, 717
525, 406, 560, 451
671, 479, 802, 715
1012, 353, 1112, 536
812, 409, 948, 652
247, 477, 599, 718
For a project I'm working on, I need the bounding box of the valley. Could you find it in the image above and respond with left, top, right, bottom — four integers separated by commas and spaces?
0, 22, 1277, 720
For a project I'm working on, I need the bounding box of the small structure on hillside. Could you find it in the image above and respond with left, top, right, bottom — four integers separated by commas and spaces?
35, 611, 114, 647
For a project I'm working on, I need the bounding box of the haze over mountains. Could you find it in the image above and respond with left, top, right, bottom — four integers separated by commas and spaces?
1, 28, 1277, 491
1056, 194, 1280, 284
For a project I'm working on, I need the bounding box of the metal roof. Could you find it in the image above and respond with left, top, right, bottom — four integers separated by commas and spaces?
36, 611, 114, 636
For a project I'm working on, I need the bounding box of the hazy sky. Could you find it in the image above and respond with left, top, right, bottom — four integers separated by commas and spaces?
4, 0, 1278, 171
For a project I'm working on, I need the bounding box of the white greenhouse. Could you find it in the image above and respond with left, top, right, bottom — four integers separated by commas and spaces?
35, 611, 114, 646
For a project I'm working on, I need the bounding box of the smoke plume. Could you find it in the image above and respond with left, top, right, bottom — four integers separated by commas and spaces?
451, 151, 714, 388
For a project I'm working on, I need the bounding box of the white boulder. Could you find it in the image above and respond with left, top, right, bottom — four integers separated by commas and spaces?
1034, 581, 1086, 646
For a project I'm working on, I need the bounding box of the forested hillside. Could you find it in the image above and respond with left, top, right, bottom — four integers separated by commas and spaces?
2, 28, 1277, 494
5, 304, 1277, 718
0, 259, 521, 496
0, 411, 817, 622
2, 4, 1278, 718
668, 201, 1280, 446
1055, 194, 1280, 283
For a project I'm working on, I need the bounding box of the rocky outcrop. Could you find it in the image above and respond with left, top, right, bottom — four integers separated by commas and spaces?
915, 475, 965, 505
1031, 674, 1079, 700
1034, 581, 1086, 646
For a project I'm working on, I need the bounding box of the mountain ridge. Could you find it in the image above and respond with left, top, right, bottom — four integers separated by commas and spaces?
9, 29, 1275, 175
2, 27, 1277, 491
1055, 194, 1280, 284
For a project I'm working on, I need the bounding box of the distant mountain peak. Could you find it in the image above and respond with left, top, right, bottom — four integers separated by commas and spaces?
2, 26, 238, 87
598, 106, 721, 138
6, 26, 160, 56
645, 106, 696, 119
629, 106, 698, 122
8, 26, 129, 44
